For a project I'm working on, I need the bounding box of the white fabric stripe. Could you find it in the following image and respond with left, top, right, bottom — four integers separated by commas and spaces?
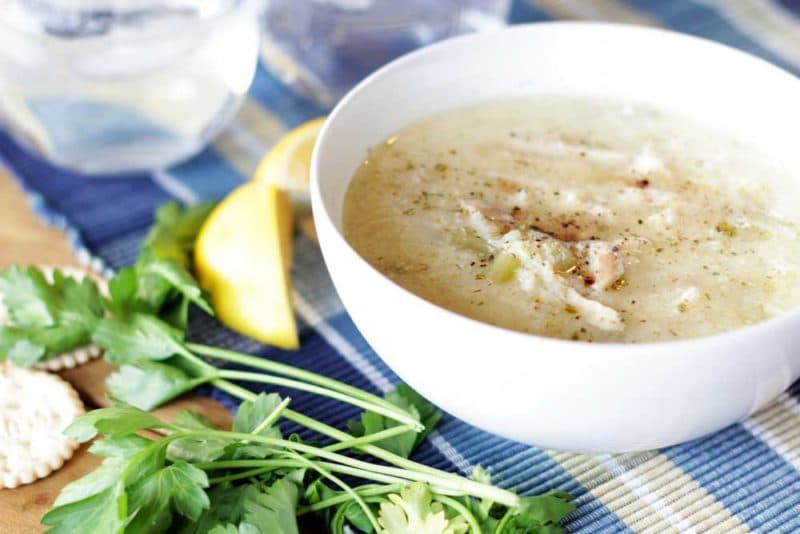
427, 433, 474, 475
694, 0, 800, 69
151, 169, 199, 205
530, 0, 662, 26
291, 289, 475, 474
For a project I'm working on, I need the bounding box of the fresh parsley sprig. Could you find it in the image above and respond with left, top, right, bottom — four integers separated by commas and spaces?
44, 397, 574, 534
0, 266, 105, 366
11, 200, 575, 532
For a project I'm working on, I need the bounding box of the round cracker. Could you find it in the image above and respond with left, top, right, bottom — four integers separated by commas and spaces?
0, 265, 108, 372
0, 363, 85, 488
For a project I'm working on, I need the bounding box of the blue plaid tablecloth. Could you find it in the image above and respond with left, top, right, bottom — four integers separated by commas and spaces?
3, 1, 800, 532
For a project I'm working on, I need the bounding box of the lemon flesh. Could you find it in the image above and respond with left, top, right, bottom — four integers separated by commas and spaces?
195, 181, 298, 349
253, 117, 326, 206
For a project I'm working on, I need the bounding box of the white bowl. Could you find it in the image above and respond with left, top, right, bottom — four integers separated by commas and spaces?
310, 22, 800, 452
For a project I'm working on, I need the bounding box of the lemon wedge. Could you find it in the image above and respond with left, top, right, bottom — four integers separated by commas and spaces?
195, 181, 298, 349
253, 116, 326, 205
194, 117, 327, 348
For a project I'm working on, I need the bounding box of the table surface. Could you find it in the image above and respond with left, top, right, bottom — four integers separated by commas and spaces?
0, 170, 234, 533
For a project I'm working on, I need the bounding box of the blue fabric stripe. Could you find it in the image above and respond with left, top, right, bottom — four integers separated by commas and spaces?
94, 232, 147, 271
168, 147, 246, 201
623, 0, 800, 75
663, 423, 800, 530
777, 0, 800, 18
510, 0, 553, 23
325, 312, 401, 381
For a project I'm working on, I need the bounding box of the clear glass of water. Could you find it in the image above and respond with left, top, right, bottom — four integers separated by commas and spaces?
261, 0, 511, 106
0, 0, 262, 175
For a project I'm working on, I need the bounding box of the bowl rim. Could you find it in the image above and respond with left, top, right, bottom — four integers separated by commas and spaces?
311, 20, 800, 357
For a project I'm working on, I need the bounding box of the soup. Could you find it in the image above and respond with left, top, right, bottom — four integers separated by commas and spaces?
342, 97, 800, 342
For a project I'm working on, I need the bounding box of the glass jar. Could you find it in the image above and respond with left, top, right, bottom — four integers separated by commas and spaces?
0, 0, 261, 174
260, 0, 511, 106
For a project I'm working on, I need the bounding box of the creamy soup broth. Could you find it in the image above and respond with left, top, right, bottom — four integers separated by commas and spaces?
342, 97, 800, 342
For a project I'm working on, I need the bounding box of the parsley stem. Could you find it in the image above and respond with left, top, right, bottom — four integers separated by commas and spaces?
297, 484, 404, 515
188, 343, 420, 430
207, 466, 275, 485
199, 459, 289, 470
250, 396, 291, 436
285, 450, 381, 532
494, 509, 514, 533
212, 378, 496, 493
322, 424, 417, 453
217, 368, 422, 431
197, 459, 405, 486
189, 429, 520, 508
434, 494, 483, 534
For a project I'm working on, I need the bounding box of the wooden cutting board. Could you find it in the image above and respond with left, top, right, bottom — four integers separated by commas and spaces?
0, 171, 234, 533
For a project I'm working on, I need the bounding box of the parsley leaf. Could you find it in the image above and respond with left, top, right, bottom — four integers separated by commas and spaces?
378, 482, 468, 534
126, 461, 210, 533
65, 404, 173, 442
168, 436, 231, 464
233, 393, 285, 436
105, 258, 212, 331
142, 201, 216, 269
89, 435, 153, 459
241, 476, 301, 534
106, 360, 210, 411
502, 491, 575, 533
460, 466, 501, 531
164, 409, 232, 463
342, 502, 378, 533
53, 457, 128, 507
179, 483, 260, 534
348, 384, 442, 458
41, 480, 128, 534
138, 259, 213, 315
173, 410, 219, 430
0, 266, 57, 325
0, 266, 105, 365
93, 313, 187, 365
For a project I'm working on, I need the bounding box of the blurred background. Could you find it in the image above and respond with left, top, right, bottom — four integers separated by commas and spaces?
1, 0, 798, 187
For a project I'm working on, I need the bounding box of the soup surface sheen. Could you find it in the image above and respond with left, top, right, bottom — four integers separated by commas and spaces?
342, 97, 800, 342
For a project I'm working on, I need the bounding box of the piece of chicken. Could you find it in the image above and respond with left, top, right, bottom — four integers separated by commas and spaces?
463, 202, 625, 331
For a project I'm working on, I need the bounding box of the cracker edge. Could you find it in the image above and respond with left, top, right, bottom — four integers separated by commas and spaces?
0, 365, 86, 489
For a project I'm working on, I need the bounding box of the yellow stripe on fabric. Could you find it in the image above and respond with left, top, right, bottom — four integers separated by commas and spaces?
551, 451, 679, 532
620, 453, 747, 533
550, 450, 749, 533
530, 0, 662, 26
693, 0, 800, 68
235, 97, 289, 147
745, 395, 800, 471
211, 97, 287, 178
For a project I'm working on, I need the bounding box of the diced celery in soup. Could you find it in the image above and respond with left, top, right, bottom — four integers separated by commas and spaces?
342, 97, 800, 342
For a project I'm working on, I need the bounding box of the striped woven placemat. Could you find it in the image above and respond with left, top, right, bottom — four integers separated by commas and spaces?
2, 2, 799, 531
